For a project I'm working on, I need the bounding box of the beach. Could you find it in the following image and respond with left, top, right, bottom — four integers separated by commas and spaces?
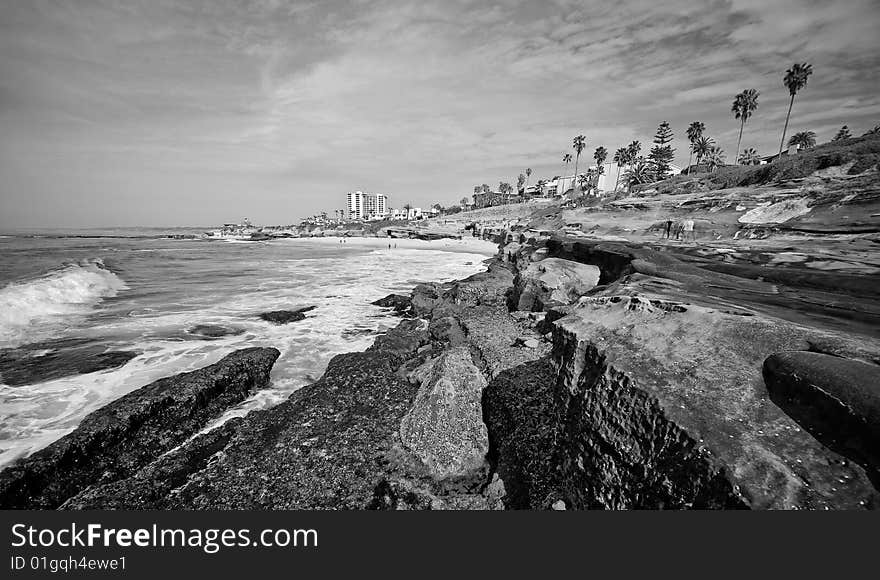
0, 232, 494, 468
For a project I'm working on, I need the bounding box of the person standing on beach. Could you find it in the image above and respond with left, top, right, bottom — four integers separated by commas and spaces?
664, 220, 672, 239
683, 219, 695, 242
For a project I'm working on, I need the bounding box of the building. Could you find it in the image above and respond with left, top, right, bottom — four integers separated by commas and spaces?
347, 191, 389, 220
548, 162, 682, 196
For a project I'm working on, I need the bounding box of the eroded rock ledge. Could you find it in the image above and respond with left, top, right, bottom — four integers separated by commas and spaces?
0, 347, 279, 509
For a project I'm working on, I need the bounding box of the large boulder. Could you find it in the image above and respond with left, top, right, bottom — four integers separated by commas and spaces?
400, 347, 489, 479
513, 258, 600, 311
0, 347, 280, 509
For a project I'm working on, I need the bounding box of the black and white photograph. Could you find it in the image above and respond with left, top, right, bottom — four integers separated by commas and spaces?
1, 0, 878, 537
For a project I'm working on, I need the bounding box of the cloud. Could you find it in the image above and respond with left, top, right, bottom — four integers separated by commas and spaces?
0, 0, 878, 227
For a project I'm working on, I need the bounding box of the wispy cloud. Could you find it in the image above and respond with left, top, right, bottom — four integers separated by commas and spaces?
1, 0, 878, 227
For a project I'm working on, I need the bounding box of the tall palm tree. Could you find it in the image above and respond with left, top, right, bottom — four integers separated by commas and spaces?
525, 167, 532, 188
732, 89, 759, 161
779, 62, 813, 156
626, 140, 641, 169
686, 121, 705, 174
692, 136, 714, 168
738, 147, 761, 166
788, 131, 816, 149
562, 153, 572, 180
572, 135, 586, 192
612, 147, 627, 192
577, 173, 591, 194
593, 146, 608, 174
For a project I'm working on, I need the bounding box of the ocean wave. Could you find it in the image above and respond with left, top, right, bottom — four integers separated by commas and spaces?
0, 259, 127, 348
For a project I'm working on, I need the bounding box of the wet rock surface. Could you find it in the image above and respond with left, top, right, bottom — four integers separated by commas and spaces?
0, 338, 138, 387
187, 324, 246, 339
371, 293, 413, 315
258, 306, 316, 324
0, 347, 279, 509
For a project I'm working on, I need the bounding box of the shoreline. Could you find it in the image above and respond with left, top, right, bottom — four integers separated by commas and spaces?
2, 223, 879, 509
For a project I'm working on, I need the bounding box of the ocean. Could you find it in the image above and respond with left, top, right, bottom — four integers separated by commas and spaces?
0, 229, 495, 468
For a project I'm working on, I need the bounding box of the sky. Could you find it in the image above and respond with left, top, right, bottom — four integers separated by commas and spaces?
0, 0, 878, 228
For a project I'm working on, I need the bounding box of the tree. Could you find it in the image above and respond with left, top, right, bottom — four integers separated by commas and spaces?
626, 140, 641, 169
705, 146, 725, 172
403, 203, 413, 219
833, 125, 852, 141
481, 184, 490, 193
738, 147, 761, 166
473, 185, 481, 195
648, 121, 675, 180
686, 121, 705, 174
460, 197, 469, 207
593, 146, 608, 175
692, 136, 715, 168
534, 179, 546, 197
572, 135, 587, 192
577, 173, 591, 193
788, 131, 816, 149
612, 147, 628, 192
779, 62, 813, 156
623, 156, 651, 191
562, 153, 572, 179
525, 167, 532, 188
517, 173, 526, 193
732, 88, 759, 161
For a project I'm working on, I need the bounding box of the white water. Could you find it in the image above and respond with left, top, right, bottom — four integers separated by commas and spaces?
0, 235, 496, 468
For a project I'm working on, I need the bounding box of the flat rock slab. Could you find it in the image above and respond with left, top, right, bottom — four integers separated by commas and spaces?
0, 347, 280, 509
763, 351, 880, 485
401, 347, 489, 479
0, 339, 138, 387
514, 257, 600, 311
551, 295, 880, 509
258, 306, 316, 324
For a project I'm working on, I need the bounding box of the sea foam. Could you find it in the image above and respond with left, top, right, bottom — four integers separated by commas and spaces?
0, 259, 127, 348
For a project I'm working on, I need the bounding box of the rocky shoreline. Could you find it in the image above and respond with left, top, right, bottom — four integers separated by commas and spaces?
1, 228, 878, 509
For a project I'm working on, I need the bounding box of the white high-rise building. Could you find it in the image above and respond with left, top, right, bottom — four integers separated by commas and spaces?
347, 191, 388, 220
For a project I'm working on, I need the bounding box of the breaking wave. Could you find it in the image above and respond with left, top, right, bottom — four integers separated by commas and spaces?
0, 259, 127, 348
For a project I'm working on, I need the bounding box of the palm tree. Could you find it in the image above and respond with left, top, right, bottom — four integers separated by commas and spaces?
779, 62, 813, 156
403, 202, 413, 219
562, 153, 572, 180
534, 179, 546, 197
788, 131, 816, 149
593, 146, 608, 179
626, 140, 641, 171
705, 146, 726, 172
623, 157, 651, 191
473, 185, 481, 196
460, 197, 469, 207
612, 147, 627, 192
525, 167, 532, 188
732, 89, 759, 161
833, 125, 852, 141
692, 136, 714, 168
738, 147, 761, 166
577, 173, 591, 194
572, 135, 586, 192
686, 121, 705, 174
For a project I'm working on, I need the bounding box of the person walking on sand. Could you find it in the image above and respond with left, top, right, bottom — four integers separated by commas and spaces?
664, 219, 673, 239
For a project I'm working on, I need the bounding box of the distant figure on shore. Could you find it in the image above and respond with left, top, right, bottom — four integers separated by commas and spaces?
683, 219, 695, 242
388, 243, 391, 249
664, 220, 673, 239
